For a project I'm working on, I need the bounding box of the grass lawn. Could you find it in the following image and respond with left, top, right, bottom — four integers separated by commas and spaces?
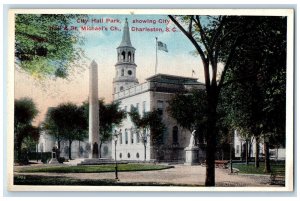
18, 163, 173, 173
232, 162, 285, 175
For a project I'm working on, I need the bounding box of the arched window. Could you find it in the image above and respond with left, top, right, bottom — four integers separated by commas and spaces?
120, 86, 124, 91
136, 132, 140, 143
131, 131, 134, 144
173, 126, 178, 144
125, 129, 128, 144
121, 68, 124, 76
121, 51, 125, 61
128, 52, 131, 62
119, 130, 123, 144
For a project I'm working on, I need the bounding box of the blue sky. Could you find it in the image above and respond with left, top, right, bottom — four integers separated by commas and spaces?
16, 14, 205, 124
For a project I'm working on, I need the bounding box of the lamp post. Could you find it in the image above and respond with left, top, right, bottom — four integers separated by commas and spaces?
142, 128, 150, 161
113, 130, 120, 180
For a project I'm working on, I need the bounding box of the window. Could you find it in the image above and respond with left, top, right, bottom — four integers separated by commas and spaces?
136, 152, 140, 158
128, 52, 131, 61
119, 130, 123, 144
119, 153, 122, 158
136, 132, 140, 143
236, 145, 240, 154
173, 126, 179, 144
127, 153, 131, 158
120, 86, 124, 91
157, 100, 164, 115
127, 70, 132, 76
143, 129, 147, 143
121, 51, 125, 61
125, 129, 128, 144
131, 131, 134, 144
121, 68, 124, 76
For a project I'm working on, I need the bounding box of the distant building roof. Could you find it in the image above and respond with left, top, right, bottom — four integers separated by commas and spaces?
146, 73, 201, 85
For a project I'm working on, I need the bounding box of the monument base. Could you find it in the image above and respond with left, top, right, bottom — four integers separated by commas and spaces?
184, 146, 200, 165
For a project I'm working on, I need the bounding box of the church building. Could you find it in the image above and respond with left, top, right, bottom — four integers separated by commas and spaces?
111, 19, 205, 162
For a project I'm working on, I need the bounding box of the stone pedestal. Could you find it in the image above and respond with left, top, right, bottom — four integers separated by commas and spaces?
184, 146, 199, 165
49, 152, 59, 164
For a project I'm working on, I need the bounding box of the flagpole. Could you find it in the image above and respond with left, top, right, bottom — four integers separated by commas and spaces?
155, 37, 158, 75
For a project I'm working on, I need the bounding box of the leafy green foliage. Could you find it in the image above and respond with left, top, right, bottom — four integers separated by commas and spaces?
15, 14, 86, 79
220, 16, 286, 147
14, 98, 40, 163
43, 102, 88, 159
169, 15, 287, 185
167, 90, 207, 144
128, 107, 166, 146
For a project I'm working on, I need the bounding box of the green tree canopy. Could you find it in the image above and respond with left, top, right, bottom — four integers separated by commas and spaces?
14, 97, 39, 163
43, 102, 88, 159
15, 14, 86, 79
128, 106, 166, 147
167, 89, 207, 144
169, 15, 287, 185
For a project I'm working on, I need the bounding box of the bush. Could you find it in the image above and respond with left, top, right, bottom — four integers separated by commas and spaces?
28, 152, 52, 162
57, 157, 65, 163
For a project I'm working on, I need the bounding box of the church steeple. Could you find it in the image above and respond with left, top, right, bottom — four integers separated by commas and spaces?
119, 18, 133, 47
113, 18, 138, 95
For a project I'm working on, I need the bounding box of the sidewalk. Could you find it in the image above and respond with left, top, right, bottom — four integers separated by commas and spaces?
15, 164, 274, 187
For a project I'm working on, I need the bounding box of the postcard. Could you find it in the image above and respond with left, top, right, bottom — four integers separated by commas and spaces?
7, 8, 294, 192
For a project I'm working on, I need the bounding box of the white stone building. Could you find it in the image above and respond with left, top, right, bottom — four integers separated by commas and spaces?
233, 130, 285, 160
111, 19, 205, 162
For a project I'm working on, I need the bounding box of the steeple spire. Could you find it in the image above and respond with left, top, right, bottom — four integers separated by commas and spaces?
119, 18, 133, 47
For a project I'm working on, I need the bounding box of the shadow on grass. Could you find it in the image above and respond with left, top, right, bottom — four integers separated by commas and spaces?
14, 175, 201, 187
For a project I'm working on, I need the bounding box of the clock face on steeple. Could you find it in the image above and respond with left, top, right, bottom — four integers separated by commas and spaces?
113, 18, 139, 94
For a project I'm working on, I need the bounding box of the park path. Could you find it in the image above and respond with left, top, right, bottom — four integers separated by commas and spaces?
14, 162, 272, 187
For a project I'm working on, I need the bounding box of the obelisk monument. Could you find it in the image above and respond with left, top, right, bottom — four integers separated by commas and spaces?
89, 60, 99, 158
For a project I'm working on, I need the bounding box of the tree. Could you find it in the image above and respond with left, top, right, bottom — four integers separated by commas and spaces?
169, 15, 286, 185
167, 89, 207, 145
14, 98, 39, 163
15, 14, 86, 79
219, 16, 287, 171
129, 106, 166, 161
169, 15, 250, 186
43, 103, 88, 159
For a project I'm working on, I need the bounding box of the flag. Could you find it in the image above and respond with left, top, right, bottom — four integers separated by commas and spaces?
157, 41, 168, 52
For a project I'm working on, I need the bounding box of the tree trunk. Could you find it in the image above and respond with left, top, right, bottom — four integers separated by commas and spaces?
245, 140, 249, 165
240, 141, 243, 161
205, 98, 217, 186
68, 140, 72, 160
248, 141, 252, 162
264, 141, 271, 173
255, 136, 260, 168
